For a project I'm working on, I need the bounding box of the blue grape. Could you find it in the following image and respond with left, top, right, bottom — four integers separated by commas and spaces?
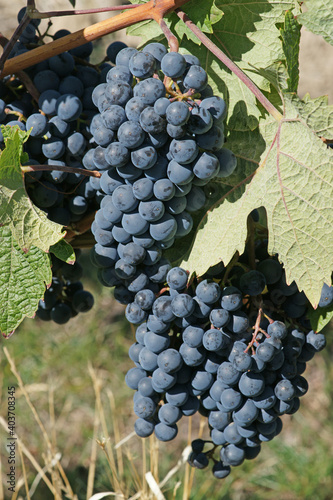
169, 138, 198, 164
145, 330, 170, 353
196, 280, 221, 305
154, 97, 171, 117
134, 418, 155, 438
107, 41, 128, 63
143, 43, 167, 64
117, 120, 145, 149
129, 51, 156, 78
134, 78, 166, 105
138, 347, 158, 371
135, 289, 155, 310
125, 367, 147, 390
149, 214, 177, 241
187, 107, 213, 134
153, 178, 176, 201
56, 94, 82, 121
239, 372, 265, 397
158, 348, 183, 373
183, 65, 207, 91
166, 101, 190, 126
154, 422, 178, 441
166, 384, 189, 407
318, 283, 333, 307
134, 396, 156, 418
161, 52, 186, 78
193, 152, 220, 180
179, 343, 206, 366
200, 96, 227, 123
106, 65, 133, 85
221, 287, 242, 311
196, 125, 224, 152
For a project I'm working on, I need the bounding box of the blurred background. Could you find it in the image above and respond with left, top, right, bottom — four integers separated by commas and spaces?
1, 2, 333, 499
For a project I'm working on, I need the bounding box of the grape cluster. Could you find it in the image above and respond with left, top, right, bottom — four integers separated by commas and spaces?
88, 44, 237, 302
0, 15, 114, 227
124, 248, 330, 478
36, 251, 94, 324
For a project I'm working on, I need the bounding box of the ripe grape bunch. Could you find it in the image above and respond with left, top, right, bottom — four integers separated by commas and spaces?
88, 43, 236, 303
124, 249, 332, 480
36, 251, 94, 324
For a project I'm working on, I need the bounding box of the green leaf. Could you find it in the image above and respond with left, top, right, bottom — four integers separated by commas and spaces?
298, 0, 333, 46
0, 226, 51, 337
181, 99, 333, 307
69, 0, 76, 6
307, 304, 333, 333
280, 11, 301, 92
127, 1, 223, 45
50, 240, 75, 264
289, 93, 333, 141
0, 127, 65, 253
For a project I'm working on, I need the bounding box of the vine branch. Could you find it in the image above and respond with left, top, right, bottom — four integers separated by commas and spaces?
21, 165, 101, 178
27, 5, 140, 19
0, 0, 191, 78
0, 33, 40, 103
175, 9, 283, 122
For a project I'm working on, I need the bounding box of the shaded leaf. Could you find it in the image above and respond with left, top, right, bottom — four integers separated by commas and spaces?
50, 239, 75, 264
307, 304, 333, 333
280, 10, 301, 92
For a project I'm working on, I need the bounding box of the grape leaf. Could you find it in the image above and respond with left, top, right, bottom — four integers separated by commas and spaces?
180, 99, 333, 307
298, 0, 333, 46
0, 127, 65, 253
280, 10, 301, 93
0, 226, 51, 337
50, 240, 75, 264
307, 304, 333, 333
289, 94, 333, 141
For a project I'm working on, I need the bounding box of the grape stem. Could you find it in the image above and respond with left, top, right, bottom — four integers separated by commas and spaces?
21, 165, 102, 178
175, 9, 283, 123
245, 307, 264, 352
159, 19, 179, 52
